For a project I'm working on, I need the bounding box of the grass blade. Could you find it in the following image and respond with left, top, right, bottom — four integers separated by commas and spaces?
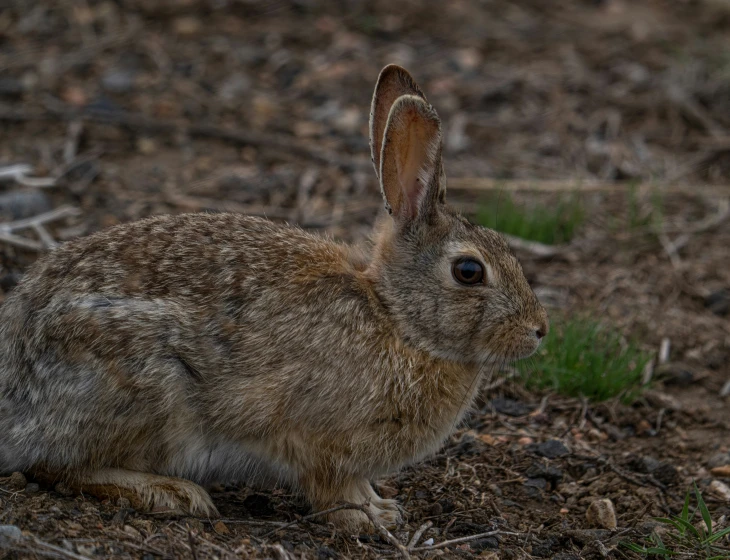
695, 481, 713, 536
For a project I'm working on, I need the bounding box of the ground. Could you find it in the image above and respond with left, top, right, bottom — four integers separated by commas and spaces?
1, 0, 729, 558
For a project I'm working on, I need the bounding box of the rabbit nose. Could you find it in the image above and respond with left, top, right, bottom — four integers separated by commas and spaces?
535, 328, 546, 340
535, 318, 549, 340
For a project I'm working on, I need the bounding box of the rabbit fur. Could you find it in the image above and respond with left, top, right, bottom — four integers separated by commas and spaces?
0, 65, 548, 531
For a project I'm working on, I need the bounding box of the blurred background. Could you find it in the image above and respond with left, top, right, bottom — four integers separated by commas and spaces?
1, 1, 730, 557
1, 0, 728, 358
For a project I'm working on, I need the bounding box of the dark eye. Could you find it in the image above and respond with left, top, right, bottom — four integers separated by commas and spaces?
452, 258, 484, 285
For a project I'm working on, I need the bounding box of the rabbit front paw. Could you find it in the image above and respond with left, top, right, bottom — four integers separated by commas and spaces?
77, 469, 218, 517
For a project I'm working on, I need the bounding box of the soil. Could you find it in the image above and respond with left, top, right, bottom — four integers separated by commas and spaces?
1, 0, 729, 558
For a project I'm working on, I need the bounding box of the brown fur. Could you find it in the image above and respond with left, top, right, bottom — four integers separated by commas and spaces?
0, 65, 548, 532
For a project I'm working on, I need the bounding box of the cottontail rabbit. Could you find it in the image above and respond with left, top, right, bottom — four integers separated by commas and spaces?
0, 65, 548, 531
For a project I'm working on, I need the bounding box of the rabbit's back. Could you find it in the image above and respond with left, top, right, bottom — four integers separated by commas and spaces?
0, 213, 381, 478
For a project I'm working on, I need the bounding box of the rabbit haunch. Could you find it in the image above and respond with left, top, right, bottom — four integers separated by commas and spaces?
0, 65, 547, 531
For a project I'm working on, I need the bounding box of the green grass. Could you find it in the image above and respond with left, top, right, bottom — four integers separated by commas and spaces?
518, 317, 652, 402
476, 191, 584, 245
623, 482, 730, 559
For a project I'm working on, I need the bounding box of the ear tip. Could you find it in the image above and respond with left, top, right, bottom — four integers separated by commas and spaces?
389, 95, 441, 126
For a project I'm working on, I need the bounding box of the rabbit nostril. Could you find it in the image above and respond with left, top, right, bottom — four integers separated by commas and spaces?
535, 328, 546, 340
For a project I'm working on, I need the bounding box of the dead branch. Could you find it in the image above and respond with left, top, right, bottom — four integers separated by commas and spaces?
0, 206, 80, 251
407, 521, 433, 550
503, 234, 567, 258
410, 529, 518, 552
1, 206, 81, 233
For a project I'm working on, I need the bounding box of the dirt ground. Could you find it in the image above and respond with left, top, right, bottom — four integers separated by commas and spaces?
1, 0, 729, 558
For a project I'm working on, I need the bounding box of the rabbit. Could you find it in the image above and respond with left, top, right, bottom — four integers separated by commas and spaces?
0, 64, 548, 532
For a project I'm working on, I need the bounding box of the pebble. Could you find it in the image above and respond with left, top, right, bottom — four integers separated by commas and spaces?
711, 465, 730, 478
526, 462, 564, 486
0, 525, 22, 541
709, 480, 730, 501
708, 452, 730, 469
0, 190, 52, 221
117, 497, 132, 509
213, 520, 230, 535
528, 439, 570, 459
8, 471, 27, 490
586, 499, 617, 530
469, 536, 499, 552
705, 289, 729, 317
490, 398, 534, 417
101, 68, 136, 93
24, 483, 40, 494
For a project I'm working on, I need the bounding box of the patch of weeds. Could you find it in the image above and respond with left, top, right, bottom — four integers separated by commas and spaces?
476, 190, 584, 245
622, 482, 730, 559
517, 316, 652, 402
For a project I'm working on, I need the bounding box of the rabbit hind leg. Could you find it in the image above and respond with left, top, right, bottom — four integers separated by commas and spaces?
73, 469, 218, 516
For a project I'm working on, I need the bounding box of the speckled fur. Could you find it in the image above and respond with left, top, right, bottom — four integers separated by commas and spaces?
0, 65, 548, 531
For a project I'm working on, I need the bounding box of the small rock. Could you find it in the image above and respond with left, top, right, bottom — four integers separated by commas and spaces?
116, 497, 132, 509
111, 509, 131, 527
526, 463, 563, 486
528, 439, 570, 459
711, 465, 730, 478
0, 190, 52, 220
24, 483, 39, 494
636, 419, 656, 436
102, 68, 136, 93
218, 72, 251, 101
490, 398, 534, 417
0, 78, 25, 98
427, 502, 442, 517
721, 380, 730, 398
422, 538, 434, 546
0, 525, 22, 541
136, 137, 157, 155
525, 478, 547, 490
708, 452, 730, 469
469, 536, 499, 552
586, 499, 617, 530
61, 85, 87, 107
656, 363, 696, 386
173, 16, 202, 37
213, 520, 230, 535
8, 471, 27, 490
709, 480, 730, 501
54, 482, 74, 497
705, 289, 730, 317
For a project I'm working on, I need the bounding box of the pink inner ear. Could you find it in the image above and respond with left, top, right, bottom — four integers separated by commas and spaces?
395, 113, 436, 220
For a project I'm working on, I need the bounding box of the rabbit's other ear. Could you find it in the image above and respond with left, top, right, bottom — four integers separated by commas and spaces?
380, 95, 443, 223
369, 65, 426, 180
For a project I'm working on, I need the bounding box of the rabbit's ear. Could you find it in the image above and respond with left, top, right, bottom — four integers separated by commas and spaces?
369, 65, 426, 180
380, 95, 443, 222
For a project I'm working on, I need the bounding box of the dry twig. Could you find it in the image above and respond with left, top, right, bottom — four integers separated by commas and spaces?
411, 529, 517, 552
407, 521, 433, 550
0, 206, 81, 251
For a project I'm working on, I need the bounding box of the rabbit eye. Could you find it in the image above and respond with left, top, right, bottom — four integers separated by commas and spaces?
452, 258, 484, 286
